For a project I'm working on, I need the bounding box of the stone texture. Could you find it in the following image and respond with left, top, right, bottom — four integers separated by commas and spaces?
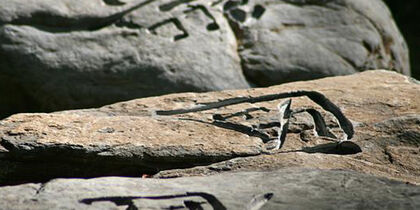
154, 71, 420, 184
0, 168, 419, 210
0, 70, 419, 186
225, 0, 410, 86
0, 112, 262, 185
0, 0, 249, 118
0, 0, 409, 118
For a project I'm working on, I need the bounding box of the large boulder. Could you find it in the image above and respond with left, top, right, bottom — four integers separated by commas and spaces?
0, 70, 419, 186
1, 168, 419, 210
0, 0, 410, 118
233, 0, 410, 85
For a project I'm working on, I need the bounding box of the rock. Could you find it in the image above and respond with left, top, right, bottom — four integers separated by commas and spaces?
230, 0, 410, 86
0, 0, 409, 118
0, 70, 419, 186
0, 168, 419, 210
155, 71, 420, 183
0, 0, 249, 118
0, 113, 263, 185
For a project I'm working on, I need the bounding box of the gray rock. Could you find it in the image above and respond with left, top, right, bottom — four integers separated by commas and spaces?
0, 0, 409, 118
0, 0, 249, 117
228, 0, 410, 85
0, 168, 419, 210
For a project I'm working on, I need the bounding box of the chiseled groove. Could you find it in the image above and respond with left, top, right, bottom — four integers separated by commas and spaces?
4, 0, 157, 33
80, 192, 227, 210
295, 108, 337, 138
156, 90, 354, 139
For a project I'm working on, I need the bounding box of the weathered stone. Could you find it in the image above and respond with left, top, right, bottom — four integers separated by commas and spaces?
0, 0, 249, 118
0, 168, 419, 210
0, 70, 419, 185
0, 0, 409, 118
0, 113, 262, 185
231, 0, 410, 86
154, 71, 420, 184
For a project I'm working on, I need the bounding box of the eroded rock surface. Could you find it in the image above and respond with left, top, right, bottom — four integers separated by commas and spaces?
0, 70, 419, 186
0, 0, 409, 117
0, 168, 419, 210
233, 0, 410, 86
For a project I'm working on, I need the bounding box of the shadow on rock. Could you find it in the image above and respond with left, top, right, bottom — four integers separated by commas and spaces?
301, 141, 362, 155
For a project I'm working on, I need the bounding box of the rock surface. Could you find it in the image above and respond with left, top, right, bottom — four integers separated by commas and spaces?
229, 0, 410, 86
1, 168, 419, 210
0, 0, 410, 118
0, 70, 419, 187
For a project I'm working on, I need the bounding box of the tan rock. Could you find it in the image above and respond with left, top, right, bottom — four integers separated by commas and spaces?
0, 70, 419, 185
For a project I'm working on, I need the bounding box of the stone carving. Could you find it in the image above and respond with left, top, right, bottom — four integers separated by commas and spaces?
156, 90, 355, 151
80, 192, 229, 210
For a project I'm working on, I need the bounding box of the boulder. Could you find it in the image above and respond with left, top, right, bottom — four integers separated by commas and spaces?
0, 168, 419, 210
0, 70, 419, 186
0, 0, 409, 117
231, 0, 410, 85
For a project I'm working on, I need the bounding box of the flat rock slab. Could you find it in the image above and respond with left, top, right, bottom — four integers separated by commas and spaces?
0, 113, 262, 185
1, 168, 419, 210
0, 70, 419, 185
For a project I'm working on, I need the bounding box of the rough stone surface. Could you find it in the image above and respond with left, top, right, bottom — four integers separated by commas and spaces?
0, 70, 419, 186
234, 0, 410, 86
0, 168, 419, 210
0, 0, 409, 118
154, 71, 420, 184
0, 0, 249, 118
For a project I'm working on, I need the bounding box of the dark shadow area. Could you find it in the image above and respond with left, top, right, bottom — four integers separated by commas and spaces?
159, 0, 196, 11
384, 0, 420, 80
278, 141, 362, 155
301, 141, 362, 155
229, 8, 247, 22
103, 0, 126, 6
252, 5, 266, 19
0, 158, 158, 187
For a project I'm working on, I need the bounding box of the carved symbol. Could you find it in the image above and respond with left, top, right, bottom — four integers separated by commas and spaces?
156, 90, 357, 152
149, 1, 222, 40
80, 191, 273, 209
148, 18, 189, 41
103, 0, 126, 6
80, 192, 227, 210
159, 0, 197, 11
222, 0, 266, 24
184, 5, 220, 30
12, 0, 266, 41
